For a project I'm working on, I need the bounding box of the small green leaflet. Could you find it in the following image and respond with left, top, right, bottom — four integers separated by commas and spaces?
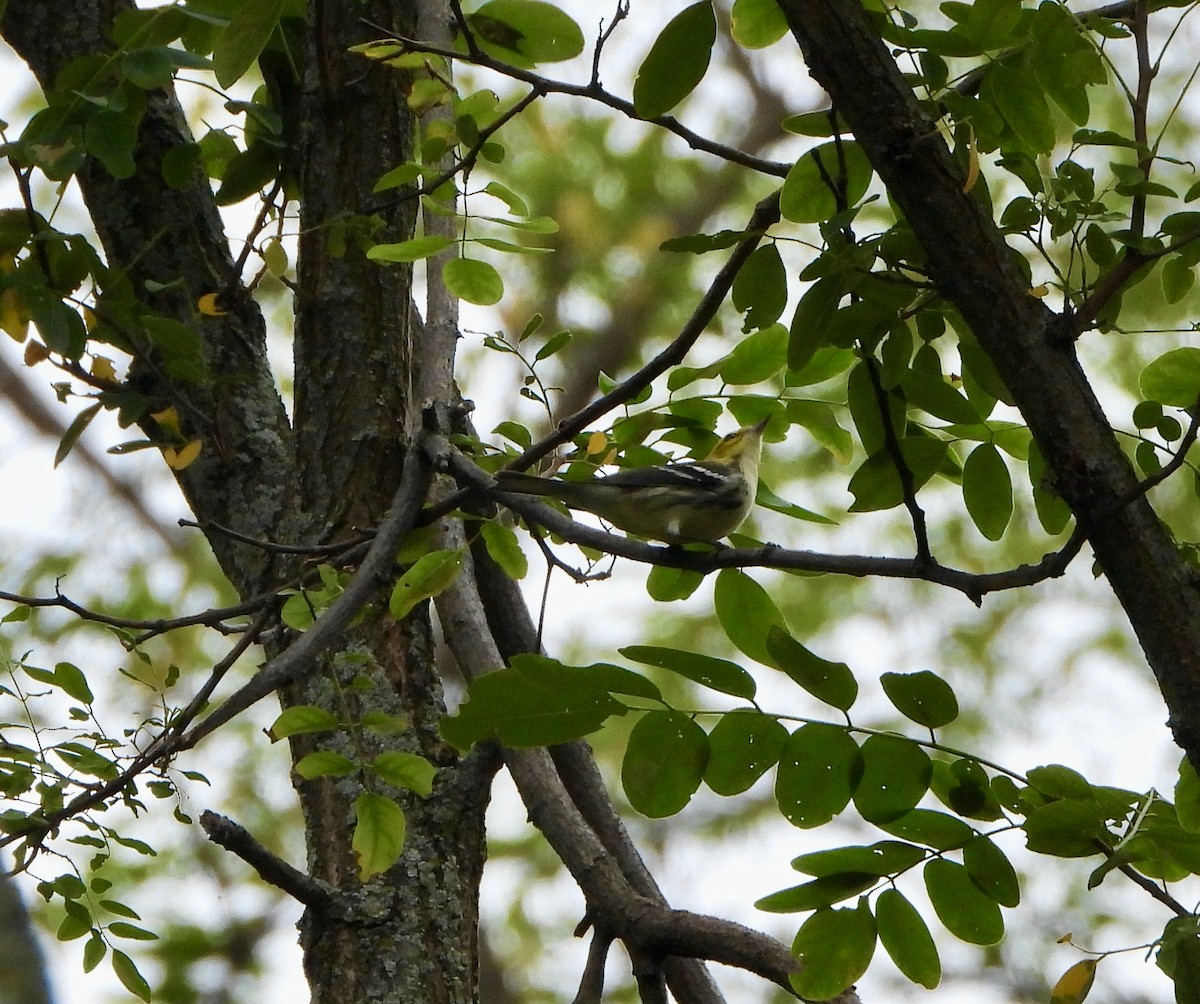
632, 2, 716, 119
353, 792, 407, 880
390, 549, 463, 619
789, 901, 877, 999
622, 710, 708, 817
620, 644, 755, 699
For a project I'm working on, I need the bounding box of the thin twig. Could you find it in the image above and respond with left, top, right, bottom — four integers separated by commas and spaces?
443, 444, 1085, 606
360, 25, 791, 179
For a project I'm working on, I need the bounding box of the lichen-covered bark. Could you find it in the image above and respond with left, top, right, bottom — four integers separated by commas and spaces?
2, 0, 296, 593
777, 0, 1200, 764
2, 1, 490, 1001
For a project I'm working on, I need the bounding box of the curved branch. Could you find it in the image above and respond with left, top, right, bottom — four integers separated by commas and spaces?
441, 444, 1085, 604
362, 24, 792, 179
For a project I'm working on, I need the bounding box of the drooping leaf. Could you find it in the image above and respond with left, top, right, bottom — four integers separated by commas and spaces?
632, 2, 717, 119
924, 858, 1005, 945
962, 442, 1014, 540
443, 257, 504, 305
876, 888, 941, 989
714, 568, 788, 667
789, 901, 877, 999
389, 549, 464, 619
622, 710, 709, 817
212, 0, 285, 88
353, 792, 407, 880
621, 644, 755, 699
766, 626, 858, 711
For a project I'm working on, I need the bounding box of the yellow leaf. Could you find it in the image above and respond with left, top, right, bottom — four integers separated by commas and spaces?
586, 430, 608, 455
150, 406, 181, 437
1029, 285, 1049, 298
1, 287, 29, 342
84, 306, 98, 331
91, 356, 117, 382
197, 292, 226, 316
23, 340, 50, 366
1050, 959, 1098, 1004
163, 439, 202, 470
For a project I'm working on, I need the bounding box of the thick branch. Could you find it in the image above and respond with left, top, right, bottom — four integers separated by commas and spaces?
775, 0, 1200, 766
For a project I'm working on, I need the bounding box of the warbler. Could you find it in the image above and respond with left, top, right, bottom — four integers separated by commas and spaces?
493, 417, 769, 545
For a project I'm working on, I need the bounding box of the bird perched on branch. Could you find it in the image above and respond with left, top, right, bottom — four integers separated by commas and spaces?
493, 417, 769, 545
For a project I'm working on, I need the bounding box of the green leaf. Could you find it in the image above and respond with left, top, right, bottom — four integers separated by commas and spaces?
848, 437, 948, 512
122, 47, 184, 89
1023, 800, 1108, 857
853, 734, 932, 823
622, 710, 709, 817
366, 235, 455, 263
112, 949, 152, 1002
714, 569, 788, 667
875, 808, 974, 850
766, 626, 857, 711
480, 521, 528, 580
82, 933, 106, 972
84, 110, 138, 179
467, 0, 585, 67
924, 858, 1004, 945
371, 751, 438, 797
353, 792, 407, 880
781, 142, 874, 224
881, 670, 959, 729
775, 724, 861, 828
294, 751, 356, 779
143, 317, 209, 383
721, 323, 788, 385
1141, 346, 1200, 406
731, 0, 789, 48
789, 901, 877, 1000
1027, 763, 1095, 800
440, 661, 626, 748
731, 247, 788, 333
788, 276, 843, 372
791, 840, 926, 877
621, 644, 755, 699
983, 59, 1056, 155
963, 835, 1020, 907
1157, 916, 1200, 1004
1162, 256, 1196, 305
755, 873, 877, 913
704, 710, 789, 795
645, 564, 704, 602
962, 442, 1013, 540
1176, 756, 1200, 833
876, 889, 941, 989
108, 922, 159, 941
632, 2, 717, 119
443, 257, 504, 305
1029, 440, 1073, 534
54, 403, 102, 468
212, 0, 285, 88
268, 705, 340, 741
389, 549, 463, 619
901, 369, 980, 425
53, 662, 94, 705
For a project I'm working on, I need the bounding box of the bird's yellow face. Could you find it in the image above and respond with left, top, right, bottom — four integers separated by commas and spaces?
705, 417, 769, 463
